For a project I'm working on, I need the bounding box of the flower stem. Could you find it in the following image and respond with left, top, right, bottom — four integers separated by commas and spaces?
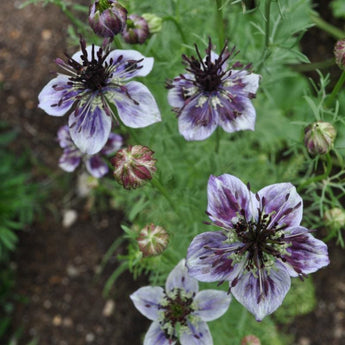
297, 153, 333, 192
162, 16, 187, 44
264, 0, 272, 50
325, 70, 345, 108
310, 13, 345, 40
215, 127, 220, 154
150, 175, 178, 214
257, 0, 272, 71
215, 0, 225, 48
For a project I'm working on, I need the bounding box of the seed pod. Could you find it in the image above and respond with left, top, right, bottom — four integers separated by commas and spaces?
89, 0, 127, 38
304, 121, 336, 155
137, 224, 169, 257
111, 145, 156, 189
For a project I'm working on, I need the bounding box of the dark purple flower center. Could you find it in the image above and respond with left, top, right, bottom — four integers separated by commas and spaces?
65, 39, 111, 91
182, 39, 232, 92
233, 194, 301, 271
159, 288, 194, 335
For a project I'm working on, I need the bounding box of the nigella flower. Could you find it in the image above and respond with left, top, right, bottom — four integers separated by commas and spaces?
130, 259, 231, 345
57, 125, 122, 178
38, 37, 161, 154
167, 39, 260, 141
186, 174, 329, 321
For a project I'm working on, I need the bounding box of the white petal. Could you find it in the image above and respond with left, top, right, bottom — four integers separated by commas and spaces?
130, 286, 164, 321
231, 264, 291, 321
180, 320, 213, 345
68, 101, 112, 155
38, 75, 76, 116
258, 183, 303, 228
207, 174, 258, 227
71, 45, 101, 64
107, 49, 154, 78
218, 99, 256, 133
85, 156, 108, 178
144, 321, 173, 345
165, 259, 199, 295
194, 290, 231, 321
111, 81, 161, 128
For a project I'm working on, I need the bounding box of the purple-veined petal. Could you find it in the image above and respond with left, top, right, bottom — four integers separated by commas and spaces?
130, 286, 164, 321
57, 125, 74, 149
71, 45, 101, 64
178, 95, 218, 141
207, 174, 258, 228
218, 97, 256, 133
242, 72, 260, 94
85, 156, 109, 178
231, 263, 291, 321
230, 71, 260, 94
165, 259, 198, 295
282, 226, 329, 277
68, 100, 112, 155
144, 321, 173, 345
194, 290, 231, 321
107, 49, 153, 79
186, 231, 243, 283
111, 81, 161, 128
38, 74, 77, 116
167, 74, 196, 108
258, 183, 303, 228
180, 320, 213, 345
101, 133, 123, 155
58, 151, 81, 172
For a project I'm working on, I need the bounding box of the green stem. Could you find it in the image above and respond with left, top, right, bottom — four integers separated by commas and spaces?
215, 0, 225, 47
257, 0, 272, 71
58, 4, 88, 35
297, 153, 332, 192
288, 59, 335, 72
113, 36, 123, 49
325, 70, 345, 108
162, 16, 187, 44
150, 176, 178, 213
264, 0, 272, 50
311, 13, 345, 40
215, 127, 220, 154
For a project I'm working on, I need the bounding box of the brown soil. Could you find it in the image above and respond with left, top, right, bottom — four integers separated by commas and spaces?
0, 1, 344, 345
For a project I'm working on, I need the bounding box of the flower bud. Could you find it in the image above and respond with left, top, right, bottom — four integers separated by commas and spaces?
137, 224, 169, 257
334, 39, 345, 70
324, 207, 345, 229
241, 335, 261, 345
111, 145, 156, 190
122, 14, 149, 44
142, 13, 163, 34
304, 121, 336, 155
89, 0, 127, 38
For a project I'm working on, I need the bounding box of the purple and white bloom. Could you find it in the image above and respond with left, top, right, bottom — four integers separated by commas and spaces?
57, 125, 123, 178
38, 37, 161, 155
130, 259, 231, 345
186, 174, 329, 321
167, 39, 260, 141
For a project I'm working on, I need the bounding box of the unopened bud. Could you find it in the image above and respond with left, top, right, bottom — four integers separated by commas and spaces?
304, 121, 336, 155
137, 224, 169, 257
111, 145, 156, 190
241, 335, 261, 345
122, 14, 149, 44
324, 207, 345, 229
142, 13, 162, 34
334, 39, 345, 70
89, 0, 127, 38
